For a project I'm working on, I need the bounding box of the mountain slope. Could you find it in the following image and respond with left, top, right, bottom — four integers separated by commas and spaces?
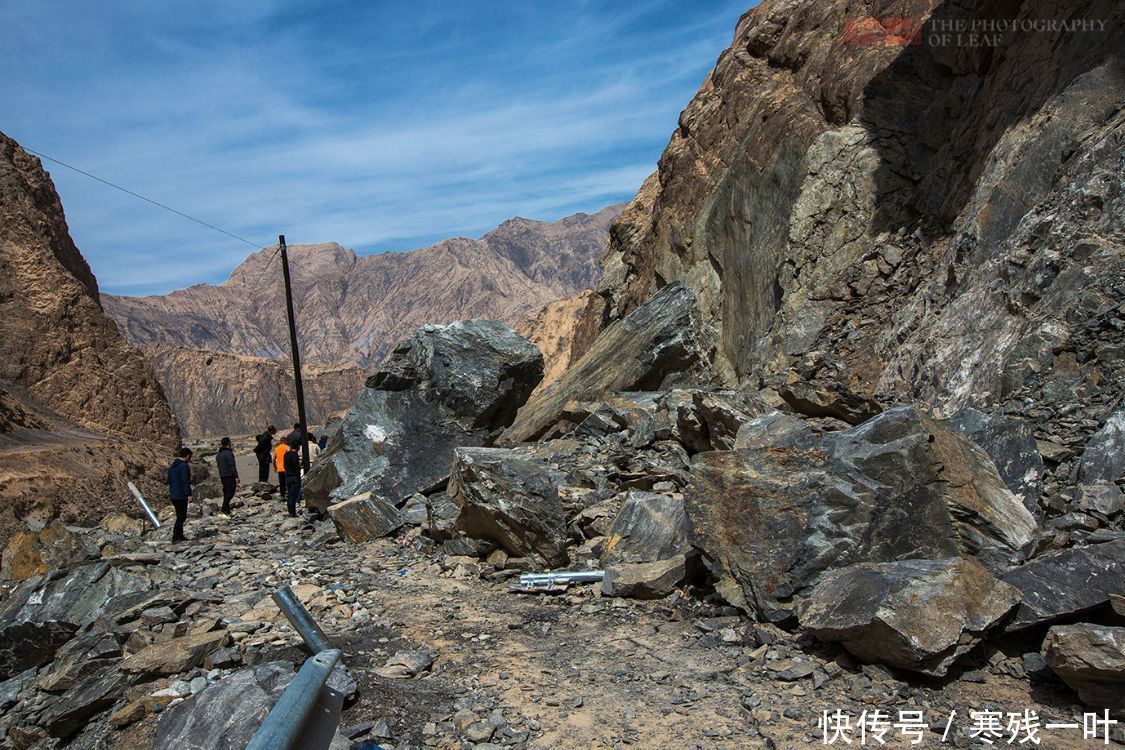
0, 131, 180, 545
105, 205, 623, 370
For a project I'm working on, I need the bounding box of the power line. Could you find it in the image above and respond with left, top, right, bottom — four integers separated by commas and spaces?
23, 146, 263, 250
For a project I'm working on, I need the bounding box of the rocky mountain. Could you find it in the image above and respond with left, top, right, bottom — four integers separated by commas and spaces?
569, 0, 1124, 443
2, 2, 1125, 747
105, 205, 623, 370
141, 346, 366, 438
104, 205, 621, 437
0, 132, 180, 544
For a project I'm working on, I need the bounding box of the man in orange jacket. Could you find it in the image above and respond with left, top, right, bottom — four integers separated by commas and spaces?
274, 438, 290, 501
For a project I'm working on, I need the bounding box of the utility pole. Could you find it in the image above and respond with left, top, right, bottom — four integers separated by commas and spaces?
279, 235, 311, 474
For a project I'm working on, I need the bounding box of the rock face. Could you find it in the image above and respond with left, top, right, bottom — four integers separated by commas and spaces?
798, 557, 1021, 676
503, 283, 716, 444
141, 345, 366, 437
569, 1, 1124, 527
1042, 624, 1125, 712
0, 132, 180, 546
304, 321, 543, 510
105, 205, 623, 370
687, 406, 1036, 620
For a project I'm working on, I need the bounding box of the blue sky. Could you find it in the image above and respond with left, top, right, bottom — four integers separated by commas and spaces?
2, 0, 750, 295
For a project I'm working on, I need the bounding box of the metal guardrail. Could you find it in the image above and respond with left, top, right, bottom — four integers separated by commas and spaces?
244, 586, 349, 750
244, 649, 344, 750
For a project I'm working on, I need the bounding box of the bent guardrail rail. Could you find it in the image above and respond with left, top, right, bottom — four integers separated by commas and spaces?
244, 648, 344, 750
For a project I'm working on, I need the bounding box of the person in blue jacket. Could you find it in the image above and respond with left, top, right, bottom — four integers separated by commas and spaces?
166, 448, 193, 543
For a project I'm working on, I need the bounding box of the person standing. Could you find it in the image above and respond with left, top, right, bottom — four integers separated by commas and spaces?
274, 438, 289, 502
166, 448, 193, 543
216, 437, 239, 517
317, 434, 328, 451
282, 436, 303, 518
254, 426, 276, 483
286, 422, 303, 444
307, 434, 321, 463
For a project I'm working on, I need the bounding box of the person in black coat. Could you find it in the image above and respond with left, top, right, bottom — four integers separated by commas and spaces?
216, 437, 239, 516
166, 448, 193, 543
254, 426, 276, 483
282, 436, 303, 518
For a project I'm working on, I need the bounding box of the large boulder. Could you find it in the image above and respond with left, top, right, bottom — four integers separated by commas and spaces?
329, 492, 404, 543
304, 321, 543, 511
503, 283, 715, 444
687, 406, 1037, 620
0, 562, 151, 679
798, 557, 1022, 676
601, 491, 691, 565
1000, 539, 1125, 632
1042, 624, 1125, 713
154, 661, 296, 749
449, 447, 568, 567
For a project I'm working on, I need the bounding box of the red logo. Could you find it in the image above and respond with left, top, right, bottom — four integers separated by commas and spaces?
843, 17, 924, 46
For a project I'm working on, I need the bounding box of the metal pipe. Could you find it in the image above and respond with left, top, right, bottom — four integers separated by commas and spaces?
127, 482, 161, 528
245, 649, 343, 750
513, 570, 605, 591
272, 585, 330, 653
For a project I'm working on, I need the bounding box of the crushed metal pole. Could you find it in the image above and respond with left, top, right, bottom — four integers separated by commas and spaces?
245, 649, 343, 750
510, 570, 605, 593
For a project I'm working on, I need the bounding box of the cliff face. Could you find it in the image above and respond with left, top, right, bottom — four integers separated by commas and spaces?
574, 0, 1124, 444
0, 134, 179, 446
0, 132, 179, 545
105, 205, 624, 370
143, 346, 366, 438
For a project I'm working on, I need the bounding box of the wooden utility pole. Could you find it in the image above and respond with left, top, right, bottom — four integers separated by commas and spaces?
279, 235, 311, 474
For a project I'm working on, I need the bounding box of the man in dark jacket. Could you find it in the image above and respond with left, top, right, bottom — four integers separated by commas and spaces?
254, 426, 276, 483
282, 436, 303, 518
166, 448, 193, 543
216, 437, 239, 517
286, 423, 303, 444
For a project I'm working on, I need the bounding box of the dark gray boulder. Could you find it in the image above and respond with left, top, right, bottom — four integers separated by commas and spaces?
950, 407, 1044, 515
1000, 539, 1125, 632
154, 661, 295, 749
1042, 624, 1125, 712
449, 447, 568, 567
601, 491, 691, 565
687, 406, 1037, 620
798, 557, 1021, 676
304, 321, 543, 511
0, 562, 151, 678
